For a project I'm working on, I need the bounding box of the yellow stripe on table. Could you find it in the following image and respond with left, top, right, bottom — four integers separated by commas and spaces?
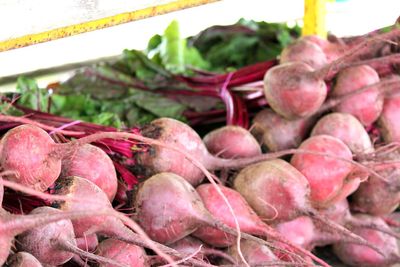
0, 0, 219, 53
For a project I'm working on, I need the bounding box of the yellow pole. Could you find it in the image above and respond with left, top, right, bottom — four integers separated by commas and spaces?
303, 0, 327, 38
0, 0, 219, 53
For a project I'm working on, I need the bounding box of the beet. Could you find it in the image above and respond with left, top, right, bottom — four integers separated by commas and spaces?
191, 183, 331, 266
16, 207, 125, 266
136, 118, 211, 186
7, 252, 43, 267
52, 175, 207, 266
302, 35, 345, 62
233, 159, 380, 252
378, 92, 400, 143
290, 135, 356, 208
263, 30, 400, 119
75, 234, 98, 252
331, 65, 383, 126
0, 206, 117, 266
225, 239, 278, 266
0, 124, 61, 191
263, 61, 327, 119
133, 171, 309, 265
61, 144, 118, 201
96, 239, 149, 267
251, 109, 315, 152
351, 151, 400, 215
275, 216, 317, 251
333, 214, 400, 267
280, 39, 328, 69
203, 126, 261, 158
311, 112, 373, 154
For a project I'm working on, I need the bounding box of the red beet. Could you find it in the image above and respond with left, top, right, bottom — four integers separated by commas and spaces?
263, 30, 400, 119
0, 124, 61, 191
233, 159, 378, 252
192, 183, 330, 266
96, 239, 149, 267
251, 109, 315, 152
52, 175, 206, 266
16, 206, 125, 266
7, 252, 43, 267
75, 234, 98, 252
263, 61, 328, 119
378, 92, 400, 143
280, 39, 328, 69
333, 214, 400, 267
203, 126, 261, 158
133, 171, 301, 262
275, 216, 317, 251
331, 65, 383, 126
351, 151, 400, 215
0, 206, 115, 266
311, 112, 373, 154
225, 239, 278, 266
290, 135, 356, 208
302, 35, 345, 62
61, 144, 118, 201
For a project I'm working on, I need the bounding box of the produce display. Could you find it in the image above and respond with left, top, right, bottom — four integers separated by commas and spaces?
1, 17, 400, 267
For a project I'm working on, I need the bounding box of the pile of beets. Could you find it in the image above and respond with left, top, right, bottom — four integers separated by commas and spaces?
1, 25, 400, 267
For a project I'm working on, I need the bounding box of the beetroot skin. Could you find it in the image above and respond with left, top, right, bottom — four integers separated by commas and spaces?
0, 124, 61, 191
378, 93, 400, 143
333, 214, 400, 267
7, 252, 43, 267
136, 118, 211, 186
134, 172, 211, 244
251, 109, 315, 152
290, 135, 355, 208
331, 65, 383, 126
61, 144, 118, 201
16, 207, 77, 266
203, 125, 261, 158
263, 62, 327, 119
96, 239, 149, 267
280, 39, 328, 69
311, 112, 373, 154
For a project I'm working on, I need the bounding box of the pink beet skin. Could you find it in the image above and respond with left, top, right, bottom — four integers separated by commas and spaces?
136, 118, 211, 186
333, 214, 399, 267
192, 184, 266, 247
7, 252, 43, 267
203, 126, 261, 158
302, 35, 345, 62
226, 239, 278, 266
61, 144, 118, 201
96, 239, 149, 267
234, 159, 311, 223
290, 135, 355, 208
251, 109, 315, 152
0, 124, 61, 191
134, 172, 211, 244
311, 112, 373, 154
75, 234, 99, 252
351, 151, 400, 215
16, 207, 76, 266
263, 62, 327, 119
275, 216, 316, 251
280, 39, 328, 69
378, 93, 400, 143
332, 65, 383, 126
